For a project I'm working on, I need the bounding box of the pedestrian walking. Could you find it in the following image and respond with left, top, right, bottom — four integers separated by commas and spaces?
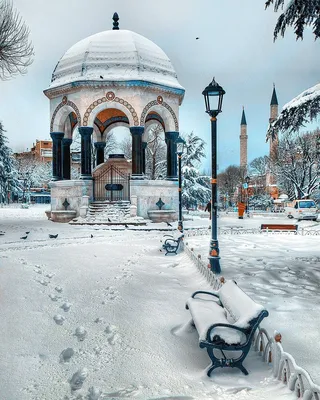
205, 200, 212, 220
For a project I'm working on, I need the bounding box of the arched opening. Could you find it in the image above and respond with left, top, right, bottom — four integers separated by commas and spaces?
143, 115, 166, 180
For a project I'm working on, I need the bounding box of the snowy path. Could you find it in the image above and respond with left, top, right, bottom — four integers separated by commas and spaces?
0, 206, 295, 399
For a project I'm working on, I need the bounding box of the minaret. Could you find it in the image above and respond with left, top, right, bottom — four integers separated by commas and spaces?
269, 84, 279, 161
240, 107, 248, 170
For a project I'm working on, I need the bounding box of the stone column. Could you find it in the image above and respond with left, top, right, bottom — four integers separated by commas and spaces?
62, 138, 72, 180
50, 132, 64, 181
142, 141, 147, 174
78, 126, 93, 179
94, 142, 106, 166
130, 126, 144, 179
165, 131, 179, 180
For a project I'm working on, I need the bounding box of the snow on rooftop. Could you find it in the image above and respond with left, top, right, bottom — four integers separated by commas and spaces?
49, 30, 184, 91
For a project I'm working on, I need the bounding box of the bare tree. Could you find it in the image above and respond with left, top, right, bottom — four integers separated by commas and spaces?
270, 130, 319, 199
118, 136, 132, 160
145, 123, 166, 179
0, 0, 34, 80
217, 165, 243, 206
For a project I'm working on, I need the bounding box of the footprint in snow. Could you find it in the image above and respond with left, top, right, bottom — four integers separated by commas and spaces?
55, 286, 63, 293
69, 368, 88, 391
60, 302, 71, 312
88, 386, 102, 400
38, 279, 49, 286
74, 326, 87, 341
49, 294, 61, 302
53, 315, 65, 325
59, 347, 74, 363
104, 385, 140, 398
105, 324, 119, 345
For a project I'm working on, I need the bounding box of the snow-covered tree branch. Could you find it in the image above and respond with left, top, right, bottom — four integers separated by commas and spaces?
265, 0, 320, 41
267, 84, 320, 139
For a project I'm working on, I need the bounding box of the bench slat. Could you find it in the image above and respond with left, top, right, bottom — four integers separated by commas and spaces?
186, 297, 245, 344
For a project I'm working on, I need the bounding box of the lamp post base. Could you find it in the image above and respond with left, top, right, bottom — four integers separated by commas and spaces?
208, 256, 221, 274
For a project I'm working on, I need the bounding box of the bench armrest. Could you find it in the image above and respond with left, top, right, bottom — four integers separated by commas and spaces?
164, 238, 178, 245
191, 290, 220, 300
205, 323, 247, 346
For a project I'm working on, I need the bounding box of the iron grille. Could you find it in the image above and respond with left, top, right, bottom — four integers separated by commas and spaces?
93, 165, 130, 201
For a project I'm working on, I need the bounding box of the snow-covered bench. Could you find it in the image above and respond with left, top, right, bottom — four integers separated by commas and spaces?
260, 223, 298, 233
186, 280, 269, 376
161, 234, 184, 255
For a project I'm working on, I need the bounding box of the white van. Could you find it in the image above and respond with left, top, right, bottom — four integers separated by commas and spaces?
286, 199, 318, 221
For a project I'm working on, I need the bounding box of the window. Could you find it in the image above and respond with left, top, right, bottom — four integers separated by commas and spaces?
299, 201, 316, 209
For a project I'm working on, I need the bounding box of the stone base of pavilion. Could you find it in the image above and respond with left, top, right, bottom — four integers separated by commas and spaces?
48, 178, 179, 223
130, 179, 178, 219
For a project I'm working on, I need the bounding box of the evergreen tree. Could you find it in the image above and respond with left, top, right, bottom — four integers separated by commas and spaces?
181, 166, 211, 209
179, 132, 211, 208
0, 121, 20, 202
265, 0, 320, 41
181, 131, 206, 168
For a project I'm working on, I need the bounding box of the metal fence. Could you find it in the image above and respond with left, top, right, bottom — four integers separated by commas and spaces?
184, 233, 320, 399
184, 227, 320, 236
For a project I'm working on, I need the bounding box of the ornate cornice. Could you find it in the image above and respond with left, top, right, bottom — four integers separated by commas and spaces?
44, 80, 185, 105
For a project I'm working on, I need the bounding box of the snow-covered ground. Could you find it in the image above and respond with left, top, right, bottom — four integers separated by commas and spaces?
1, 205, 317, 399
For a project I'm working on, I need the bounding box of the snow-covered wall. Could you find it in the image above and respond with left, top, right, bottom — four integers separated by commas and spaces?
50, 180, 93, 216
131, 180, 179, 219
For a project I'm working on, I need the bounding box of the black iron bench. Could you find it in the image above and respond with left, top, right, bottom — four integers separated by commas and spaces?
186, 280, 269, 376
161, 234, 184, 255
260, 224, 298, 233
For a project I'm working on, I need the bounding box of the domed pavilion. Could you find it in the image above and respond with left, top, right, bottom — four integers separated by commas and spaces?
44, 13, 185, 222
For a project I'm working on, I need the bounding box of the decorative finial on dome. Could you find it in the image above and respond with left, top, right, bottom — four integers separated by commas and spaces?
112, 12, 119, 30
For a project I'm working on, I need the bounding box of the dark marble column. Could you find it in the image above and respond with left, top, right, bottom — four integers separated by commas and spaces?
62, 138, 72, 180
94, 142, 106, 166
142, 141, 147, 175
130, 126, 144, 179
50, 132, 64, 181
165, 131, 179, 180
78, 126, 93, 179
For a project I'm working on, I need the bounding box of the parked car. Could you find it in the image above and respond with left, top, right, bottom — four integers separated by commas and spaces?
285, 199, 318, 221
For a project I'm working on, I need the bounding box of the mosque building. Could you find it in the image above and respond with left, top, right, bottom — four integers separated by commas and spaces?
239, 85, 279, 200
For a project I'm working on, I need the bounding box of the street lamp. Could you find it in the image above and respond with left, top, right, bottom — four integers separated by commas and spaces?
202, 77, 225, 274
245, 175, 250, 216
176, 136, 186, 232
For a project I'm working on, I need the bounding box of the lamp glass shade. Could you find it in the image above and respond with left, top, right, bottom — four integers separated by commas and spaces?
176, 136, 186, 154
202, 78, 225, 116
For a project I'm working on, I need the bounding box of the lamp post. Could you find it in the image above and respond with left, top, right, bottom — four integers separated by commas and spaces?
245, 175, 250, 216
176, 136, 186, 232
202, 77, 225, 274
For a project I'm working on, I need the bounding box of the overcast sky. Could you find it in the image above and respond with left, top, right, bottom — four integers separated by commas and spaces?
1, 0, 320, 172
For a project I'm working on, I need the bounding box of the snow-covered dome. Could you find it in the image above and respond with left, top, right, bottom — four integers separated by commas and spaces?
50, 30, 184, 91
